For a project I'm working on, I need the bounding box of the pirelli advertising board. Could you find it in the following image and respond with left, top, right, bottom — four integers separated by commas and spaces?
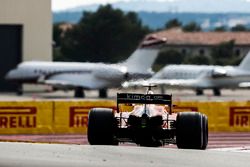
53, 100, 116, 134
174, 101, 250, 132
0, 101, 53, 134
1, 100, 250, 134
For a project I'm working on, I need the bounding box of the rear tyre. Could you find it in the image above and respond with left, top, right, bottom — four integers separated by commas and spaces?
176, 112, 204, 149
88, 108, 117, 145
201, 114, 208, 149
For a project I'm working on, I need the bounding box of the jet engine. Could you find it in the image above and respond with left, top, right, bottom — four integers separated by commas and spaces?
93, 66, 128, 81
211, 68, 227, 78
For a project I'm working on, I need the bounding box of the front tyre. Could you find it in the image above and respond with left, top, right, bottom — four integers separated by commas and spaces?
87, 108, 117, 145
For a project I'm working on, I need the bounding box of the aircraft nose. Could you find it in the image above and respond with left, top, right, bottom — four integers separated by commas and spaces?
5, 70, 16, 80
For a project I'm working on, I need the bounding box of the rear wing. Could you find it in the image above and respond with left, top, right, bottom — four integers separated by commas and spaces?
117, 93, 172, 113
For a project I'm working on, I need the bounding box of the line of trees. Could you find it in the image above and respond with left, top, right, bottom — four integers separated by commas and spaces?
53, 4, 150, 63
163, 18, 250, 32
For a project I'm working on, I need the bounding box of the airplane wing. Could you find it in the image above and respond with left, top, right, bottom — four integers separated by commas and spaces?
239, 82, 250, 88
38, 73, 106, 89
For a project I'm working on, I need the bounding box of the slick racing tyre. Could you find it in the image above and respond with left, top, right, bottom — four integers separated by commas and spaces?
176, 112, 205, 149
88, 108, 117, 145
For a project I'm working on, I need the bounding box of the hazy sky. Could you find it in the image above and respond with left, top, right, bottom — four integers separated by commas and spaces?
52, 0, 121, 11
52, 0, 250, 11
52, 0, 171, 11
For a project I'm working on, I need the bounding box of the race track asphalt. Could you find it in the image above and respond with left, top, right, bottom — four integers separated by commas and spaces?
0, 142, 249, 167
1, 132, 250, 149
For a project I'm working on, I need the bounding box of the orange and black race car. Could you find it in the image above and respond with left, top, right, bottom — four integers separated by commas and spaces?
87, 87, 208, 149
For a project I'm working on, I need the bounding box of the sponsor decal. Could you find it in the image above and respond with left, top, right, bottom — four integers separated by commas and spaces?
230, 107, 250, 127
0, 107, 37, 128
126, 94, 165, 101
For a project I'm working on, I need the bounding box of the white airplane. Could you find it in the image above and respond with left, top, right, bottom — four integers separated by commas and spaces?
5, 36, 166, 98
123, 51, 250, 96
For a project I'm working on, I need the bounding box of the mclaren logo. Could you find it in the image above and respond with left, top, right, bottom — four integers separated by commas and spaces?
0, 107, 37, 128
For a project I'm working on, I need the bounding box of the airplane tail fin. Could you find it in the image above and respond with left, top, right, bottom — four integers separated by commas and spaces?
122, 35, 166, 73
239, 51, 250, 71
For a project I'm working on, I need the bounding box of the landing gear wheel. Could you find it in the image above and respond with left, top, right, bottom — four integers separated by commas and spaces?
196, 89, 204, 96
74, 87, 85, 98
88, 108, 118, 145
16, 84, 23, 96
160, 86, 165, 94
176, 112, 205, 149
213, 88, 221, 96
16, 88, 23, 96
99, 89, 107, 98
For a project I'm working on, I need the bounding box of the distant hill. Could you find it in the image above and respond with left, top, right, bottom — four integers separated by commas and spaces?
53, 11, 250, 30
53, 0, 250, 30
64, 0, 250, 13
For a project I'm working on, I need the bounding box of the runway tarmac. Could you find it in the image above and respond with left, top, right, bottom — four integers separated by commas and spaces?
0, 142, 249, 167
2, 88, 250, 101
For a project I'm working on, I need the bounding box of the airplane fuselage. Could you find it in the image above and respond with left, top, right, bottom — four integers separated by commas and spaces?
4, 35, 166, 97
153, 65, 250, 89
5, 61, 152, 89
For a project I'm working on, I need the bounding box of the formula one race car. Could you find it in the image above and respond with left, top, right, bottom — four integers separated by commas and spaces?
87, 86, 208, 149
